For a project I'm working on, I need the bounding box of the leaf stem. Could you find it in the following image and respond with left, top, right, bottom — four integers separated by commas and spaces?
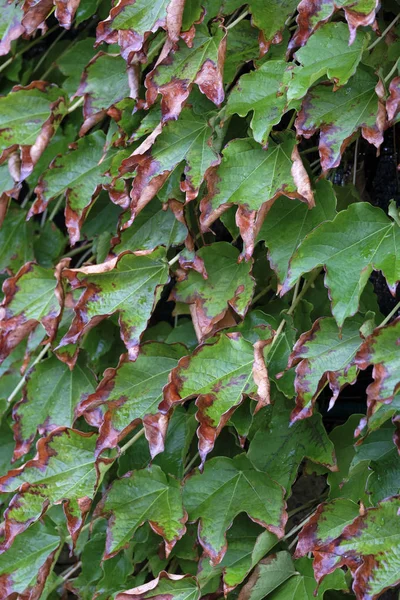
63, 242, 93, 259
68, 96, 84, 114
301, 146, 319, 155
48, 194, 64, 222
379, 300, 400, 328
252, 284, 273, 305
367, 13, 400, 51
168, 252, 182, 267
0, 25, 59, 74
7, 342, 51, 404
226, 9, 249, 29
384, 57, 400, 83
61, 561, 82, 581
184, 451, 200, 474
119, 427, 145, 455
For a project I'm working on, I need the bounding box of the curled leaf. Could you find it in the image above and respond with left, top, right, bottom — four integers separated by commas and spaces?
116, 571, 200, 600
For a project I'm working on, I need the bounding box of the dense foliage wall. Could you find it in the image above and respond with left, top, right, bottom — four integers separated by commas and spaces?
0, 0, 400, 598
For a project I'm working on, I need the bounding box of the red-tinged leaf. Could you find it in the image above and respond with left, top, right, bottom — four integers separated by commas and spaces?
54, 0, 81, 29
183, 454, 287, 564
0, 428, 110, 549
355, 318, 400, 417
0, 82, 67, 181
387, 76, 400, 123
312, 496, 400, 600
170, 242, 255, 341
96, 465, 187, 559
145, 24, 226, 122
21, 0, 53, 35
96, 0, 183, 62
0, 260, 67, 364
290, 0, 379, 50
163, 333, 271, 467
119, 108, 219, 223
0, 0, 24, 56
296, 67, 385, 171
116, 572, 200, 600
200, 132, 314, 259
77, 342, 185, 459
58, 248, 169, 366
247, 0, 298, 55
288, 316, 364, 422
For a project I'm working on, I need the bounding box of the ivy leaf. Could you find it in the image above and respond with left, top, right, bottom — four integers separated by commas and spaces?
120, 108, 219, 223
238, 552, 296, 600
288, 23, 368, 101
296, 67, 385, 171
0, 428, 108, 548
171, 243, 255, 340
227, 60, 291, 147
288, 316, 364, 421
312, 496, 400, 599
0, 519, 61, 599
282, 203, 400, 327
97, 464, 186, 558
198, 516, 278, 594
355, 318, 400, 412
183, 454, 287, 564
290, 0, 379, 49
0, 260, 67, 364
164, 333, 271, 466
223, 20, 259, 85
0, 0, 24, 56
76, 52, 132, 132
12, 353, 96, 460
30, 131, 116, 245
145, 24, 226, 121
266, 556, 347, 600
367, 447, 400, 504
248, 394, 336, 493
294, 499, 360, 558
0, 82, 67, 180
111, 198, 187, 254
78, 342, 185, 459
258, 179, 336, 284
96, 0, 186, 61
0, 204, 34, 275
54, 0, 82, 28
200, 133, 314, 259
115, 572, 200, 600
57, 38, 97, 97
246, 0, 298, 54
59, 248, 169, 364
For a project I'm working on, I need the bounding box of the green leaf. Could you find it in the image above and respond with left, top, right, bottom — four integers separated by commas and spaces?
76, 52, 132, 127
183, 454, 287, 564
145, 24, 226, 120
296, 67, 384, 170
31, 130, 117, 245
258, 179, 336, 283
248, 393, 336, 493
227, 60, 291, 147
247, 0, 298, 50
288, 316, 364, 421
171, 243, 255, 339
78, 342, 185, 458
59, 248, 169, 364
0, 0, 24, 56
57, 38, 97, 97
120, 108, 219, 224
115, 572, 200, 600
0, 428, 105, 548
367, 447, 400, 503
12, 353, 96, 459
111, 197, 187, 254
313, 496, 400, 600
99, 464, 186, 558
288, 22, 368, 101
239, 552, 296, 600
0, 519, 60, 599
0, 261, 65, 364
267, 556, 347, 600
0, 82, 67, 179
224, 20, 259, 85
165, 333, 271, 466
0, 204, 34, 275
200, 133, 314, 258
282, 203, 400, 327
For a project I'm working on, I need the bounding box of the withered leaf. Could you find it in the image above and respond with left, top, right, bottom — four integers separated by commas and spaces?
183, 454, 287, 564
54, 0, 81, 29
116, 572, 200, 600
77, 342, 185, 459
164, 332, 271, 466
58, 248, 169, 365
0, 0, 25, 56
98, 465, 186, 559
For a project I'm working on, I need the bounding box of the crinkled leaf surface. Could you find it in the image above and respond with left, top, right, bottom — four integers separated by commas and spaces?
282, 203, 400, 326
183, 454, 287, 564
99, 465, 186, 558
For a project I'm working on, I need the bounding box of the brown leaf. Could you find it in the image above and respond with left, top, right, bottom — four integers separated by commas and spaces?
116, 572, 194, 600
54, 0, 81, 28
22, 0, 53, 35
166, 0, 185, 43
387, 77, 400, 123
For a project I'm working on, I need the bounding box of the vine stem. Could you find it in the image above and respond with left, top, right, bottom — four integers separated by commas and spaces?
7, 343, 51, 404
367, 13, 400, 51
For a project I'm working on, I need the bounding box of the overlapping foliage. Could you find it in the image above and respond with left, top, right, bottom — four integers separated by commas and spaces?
0, 1, 400, 599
